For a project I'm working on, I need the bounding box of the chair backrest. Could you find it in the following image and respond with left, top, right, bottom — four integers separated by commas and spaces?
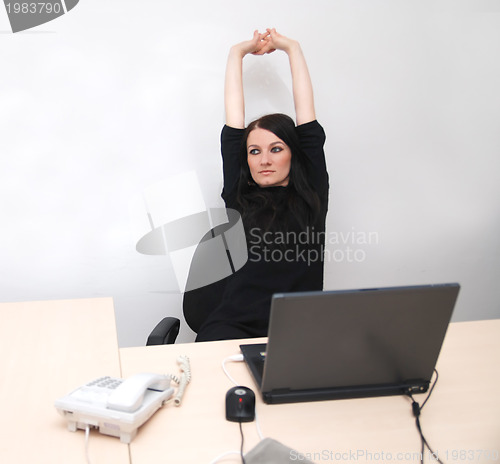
183, 277, 229, 333
182, 223, 234, 333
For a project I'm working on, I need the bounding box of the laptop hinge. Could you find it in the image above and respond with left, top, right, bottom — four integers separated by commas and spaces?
403, 379, 429, 395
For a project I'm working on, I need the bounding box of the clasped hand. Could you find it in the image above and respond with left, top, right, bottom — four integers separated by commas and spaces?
236, 28, 297, 56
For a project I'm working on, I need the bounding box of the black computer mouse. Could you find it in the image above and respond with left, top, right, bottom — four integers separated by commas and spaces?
225, 386, 255, 422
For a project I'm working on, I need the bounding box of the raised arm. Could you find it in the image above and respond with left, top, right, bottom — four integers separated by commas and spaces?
224, 30, 268, 129
261, 28, 316, 126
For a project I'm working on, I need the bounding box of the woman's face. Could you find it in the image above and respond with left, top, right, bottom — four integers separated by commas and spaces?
246, 128, 292, 188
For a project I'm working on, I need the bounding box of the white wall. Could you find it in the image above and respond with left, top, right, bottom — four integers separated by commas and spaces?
1, 0, 499, 347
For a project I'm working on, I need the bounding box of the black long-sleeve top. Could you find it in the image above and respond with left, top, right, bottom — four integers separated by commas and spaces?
195, 120, 329, 341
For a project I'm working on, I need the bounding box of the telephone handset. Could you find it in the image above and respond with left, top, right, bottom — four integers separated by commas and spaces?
55, 358, 191, 444
106, 372, 170, 412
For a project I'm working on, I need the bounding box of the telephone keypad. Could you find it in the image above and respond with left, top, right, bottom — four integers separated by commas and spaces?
70, 376, 124, 406
87, 376, 123, 389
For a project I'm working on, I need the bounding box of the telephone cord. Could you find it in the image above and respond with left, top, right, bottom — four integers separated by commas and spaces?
84, 425, 93, 464
173, 355, 191, 406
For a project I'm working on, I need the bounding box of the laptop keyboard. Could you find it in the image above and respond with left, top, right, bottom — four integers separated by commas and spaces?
254, 351, 266, 378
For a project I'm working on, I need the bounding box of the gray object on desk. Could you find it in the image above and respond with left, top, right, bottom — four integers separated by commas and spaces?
241, 283, 460, 404
245, 438, 316, 464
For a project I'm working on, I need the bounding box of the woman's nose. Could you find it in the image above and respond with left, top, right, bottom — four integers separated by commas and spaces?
260, 151, 271, 165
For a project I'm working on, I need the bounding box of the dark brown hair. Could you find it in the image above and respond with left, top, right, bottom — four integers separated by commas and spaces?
236, 113, 320, 232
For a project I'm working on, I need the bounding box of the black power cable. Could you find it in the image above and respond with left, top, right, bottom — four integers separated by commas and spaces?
407, 369, 445, 464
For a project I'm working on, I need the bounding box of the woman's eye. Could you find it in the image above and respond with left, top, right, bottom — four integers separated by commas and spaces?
249, 149, 260, 155
271, 146, 283, 153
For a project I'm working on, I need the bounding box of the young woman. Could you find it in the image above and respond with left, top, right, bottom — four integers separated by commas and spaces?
195, 29, 329, 342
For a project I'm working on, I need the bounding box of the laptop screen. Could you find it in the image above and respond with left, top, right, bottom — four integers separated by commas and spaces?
245, 283, 460, 403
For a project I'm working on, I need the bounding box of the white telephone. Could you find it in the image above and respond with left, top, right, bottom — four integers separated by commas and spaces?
55, 372, 174, 443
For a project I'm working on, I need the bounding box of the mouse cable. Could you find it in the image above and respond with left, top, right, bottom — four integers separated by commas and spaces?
239, 421, 247, 464
208, 423, 248, 464
407, 369, 444, 464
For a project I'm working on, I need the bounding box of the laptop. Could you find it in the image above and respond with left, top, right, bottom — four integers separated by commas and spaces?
240, 283, 460, 404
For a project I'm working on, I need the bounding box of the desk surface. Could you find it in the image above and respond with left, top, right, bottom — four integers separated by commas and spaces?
0, 298, 128, 464
1, 297, 498, 464
120, 319, 500, 464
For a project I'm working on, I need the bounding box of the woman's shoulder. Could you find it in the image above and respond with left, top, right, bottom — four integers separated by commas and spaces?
295, 119, 325, 137
295, 120, 326, 152
222, 124, 246, 138
221, 124, 246, 154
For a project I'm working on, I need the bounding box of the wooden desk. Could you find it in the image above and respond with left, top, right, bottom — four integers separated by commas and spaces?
0, 298, 129, 464
120, 319, 500, 464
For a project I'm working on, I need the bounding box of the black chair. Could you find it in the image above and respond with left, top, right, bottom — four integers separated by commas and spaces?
146, 224, 232, 345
